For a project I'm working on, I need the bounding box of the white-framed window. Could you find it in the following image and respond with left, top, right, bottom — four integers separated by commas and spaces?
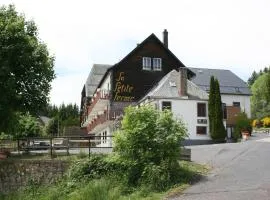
142, 57, 151, 70
153, 58, 162, 71
102, 131, 107, 143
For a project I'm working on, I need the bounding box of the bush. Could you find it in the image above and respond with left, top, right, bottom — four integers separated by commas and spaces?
234, 112, 252, 140
113, 105, 187, 190
252, 119, 262, 128
67, 154, 127, 181
261, 116, 270, 128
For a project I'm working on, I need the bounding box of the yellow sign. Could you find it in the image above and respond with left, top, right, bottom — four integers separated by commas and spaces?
114, 72, 135, 101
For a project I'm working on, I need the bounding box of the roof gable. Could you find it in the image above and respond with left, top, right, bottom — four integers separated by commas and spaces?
113, 33, 195, 76
139, 70, 208, 102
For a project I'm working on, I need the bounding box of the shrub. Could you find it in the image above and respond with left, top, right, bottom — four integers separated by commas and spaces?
113, 105, 187, 189
234, 112, 252, 140
67, 154, 127, 181
252, 119, 262, 128
261, 116, 270, 128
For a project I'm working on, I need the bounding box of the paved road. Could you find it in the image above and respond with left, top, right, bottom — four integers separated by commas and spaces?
172, 133, 270, 200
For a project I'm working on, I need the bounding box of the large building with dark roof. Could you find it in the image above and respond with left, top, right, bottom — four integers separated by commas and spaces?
80, 30, 251, 145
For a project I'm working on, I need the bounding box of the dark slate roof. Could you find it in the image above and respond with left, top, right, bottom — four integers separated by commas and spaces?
85, 64, 112, 97
189, 67, 251, 95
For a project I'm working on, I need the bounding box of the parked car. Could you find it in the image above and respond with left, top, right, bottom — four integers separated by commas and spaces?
52, 139, 68, 150
28, 141, 50, 150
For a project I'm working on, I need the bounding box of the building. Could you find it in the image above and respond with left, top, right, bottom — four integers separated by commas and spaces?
80, 30, 251, 146
139, 68, 251, 143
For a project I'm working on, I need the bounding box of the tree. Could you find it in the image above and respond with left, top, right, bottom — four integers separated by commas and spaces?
46, 117, 58, 136
208, 77, 226, 140
0, 5, 55, 133
247, 71, 258, 86
213, 79, 226, 140
42, 103, 80, 136
251, 72, 270, 118
16, 113, 42, 138
114, 106, 187, 189
208, 76, 215, 134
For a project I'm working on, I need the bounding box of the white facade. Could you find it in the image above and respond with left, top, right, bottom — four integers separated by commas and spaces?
221, 94, 251, 118
100, 73, 111, 91
156, 99, 211, 140
96, 126, 113, 147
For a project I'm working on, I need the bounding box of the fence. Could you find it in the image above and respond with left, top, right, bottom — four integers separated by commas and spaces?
0, 136, 191, 161
0, 135, 114, 159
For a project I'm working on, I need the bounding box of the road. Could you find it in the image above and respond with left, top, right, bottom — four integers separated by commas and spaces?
171, 133, 270, 200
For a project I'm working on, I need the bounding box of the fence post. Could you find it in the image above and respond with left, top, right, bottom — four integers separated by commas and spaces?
88, 137, 91, 158
50, 137, 53, 159
67, 137, 69, 156
17, 139, 20, 154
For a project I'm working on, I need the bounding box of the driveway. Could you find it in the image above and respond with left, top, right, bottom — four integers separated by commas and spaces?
171, 133, 270, 200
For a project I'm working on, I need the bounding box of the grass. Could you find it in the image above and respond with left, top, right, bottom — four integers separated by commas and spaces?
0, 160, 209, 200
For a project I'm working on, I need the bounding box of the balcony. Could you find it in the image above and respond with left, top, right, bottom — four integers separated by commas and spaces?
86, 110, 123, 133
81, 89, 110, 127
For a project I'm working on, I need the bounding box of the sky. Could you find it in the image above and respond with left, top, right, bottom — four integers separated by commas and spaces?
1, 0, 270, 106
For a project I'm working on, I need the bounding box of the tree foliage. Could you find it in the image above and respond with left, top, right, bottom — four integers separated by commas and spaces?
0, 5, 55, 133
114, 106, 187, 189
46, 117, 58, 136
247, 66, 270, 86
208, 76, 226, 140
16, 112, 43, 138
208, 76, 215, 134
43, 103, 80, 135
251, 72, 270, 119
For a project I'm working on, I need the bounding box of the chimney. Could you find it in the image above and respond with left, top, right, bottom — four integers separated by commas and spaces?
163, 29, 168, 48
179, 67, 187, 96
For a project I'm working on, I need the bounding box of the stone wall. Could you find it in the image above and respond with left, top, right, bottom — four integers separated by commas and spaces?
0, 159, 69, 194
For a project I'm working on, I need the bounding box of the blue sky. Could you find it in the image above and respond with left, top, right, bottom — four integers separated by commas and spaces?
2, 0, 270, 106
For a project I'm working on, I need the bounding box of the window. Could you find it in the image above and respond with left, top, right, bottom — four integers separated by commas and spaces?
197, 103, 206, 117
197, 126, 207, 135
142, 57, 151, 70
162, 101, 171, 111
233, 102, 240, 107
222, 103, 227, 119
102, 131, 107, 144
153, 58, 162, 71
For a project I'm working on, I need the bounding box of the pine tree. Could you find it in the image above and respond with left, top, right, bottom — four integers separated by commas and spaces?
247, 71, 258, 86
208, 77, 226, 140
213, 79, 226, 140
208, 76, 215, 135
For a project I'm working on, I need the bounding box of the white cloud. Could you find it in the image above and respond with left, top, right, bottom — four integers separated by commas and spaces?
2, 0, 270, 106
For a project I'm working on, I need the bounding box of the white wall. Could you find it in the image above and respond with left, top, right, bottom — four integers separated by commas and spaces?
158, 99, 211, 140
96, 126, 113, 147
221, 94, 251, 118
100, 73, 111, 91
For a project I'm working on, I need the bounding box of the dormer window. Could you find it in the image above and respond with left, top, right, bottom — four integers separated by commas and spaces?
142, 57, 151, 70
153, 58, 162, 71
142, 57, 162, 71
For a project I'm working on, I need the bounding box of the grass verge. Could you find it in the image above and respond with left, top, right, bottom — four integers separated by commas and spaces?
0, 160, 208, 200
